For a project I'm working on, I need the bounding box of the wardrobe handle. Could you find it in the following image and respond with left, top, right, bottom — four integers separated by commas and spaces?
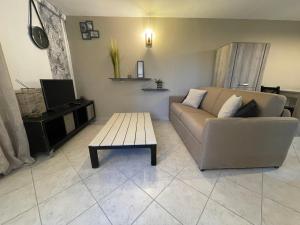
239, 83, 249, 87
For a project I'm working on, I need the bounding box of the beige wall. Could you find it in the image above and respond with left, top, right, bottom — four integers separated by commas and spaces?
66, 17, 300, 120
0, 0, 52, 89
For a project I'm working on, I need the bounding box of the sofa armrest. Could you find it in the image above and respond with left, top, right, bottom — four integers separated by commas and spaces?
200, 117, 299, 169
169, 96, 185, 105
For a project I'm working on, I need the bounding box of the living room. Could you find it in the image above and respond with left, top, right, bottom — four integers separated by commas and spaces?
1, 0, 300, 224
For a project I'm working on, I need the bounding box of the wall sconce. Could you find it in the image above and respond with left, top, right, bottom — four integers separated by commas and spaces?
145, 28, 153, 48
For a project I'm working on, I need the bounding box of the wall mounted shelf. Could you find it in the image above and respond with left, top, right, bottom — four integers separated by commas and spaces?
142, 88, 169, 92
109, 77, 152, 81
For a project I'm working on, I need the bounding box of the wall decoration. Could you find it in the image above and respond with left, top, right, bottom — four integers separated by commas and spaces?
79, 22, 88, 33
28, 0, 49, 49
90, 30, 99, 38
137, 61, 144, 78
86, 21, 94, 30
39, 0, 71, 79
79, 20, 100, 40
82, 32, 91, 40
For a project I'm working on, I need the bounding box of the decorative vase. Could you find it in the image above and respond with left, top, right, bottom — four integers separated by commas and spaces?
157, 82, 163, 89
110, 40, 120, 78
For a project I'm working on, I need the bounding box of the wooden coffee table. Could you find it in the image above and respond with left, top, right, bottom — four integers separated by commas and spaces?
88, 112, 157, 168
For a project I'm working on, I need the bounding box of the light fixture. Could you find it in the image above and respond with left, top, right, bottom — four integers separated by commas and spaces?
145, 28, 153, 48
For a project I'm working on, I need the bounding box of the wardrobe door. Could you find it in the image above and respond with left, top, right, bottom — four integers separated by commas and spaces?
230, 43, 269, 91
213, 43, 237, 88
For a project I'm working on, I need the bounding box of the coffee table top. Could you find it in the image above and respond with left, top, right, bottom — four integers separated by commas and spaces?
89, 112, 157, 147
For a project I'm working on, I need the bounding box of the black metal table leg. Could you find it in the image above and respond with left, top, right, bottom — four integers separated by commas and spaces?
151, 145, 157, 166
89, 147, 99, 168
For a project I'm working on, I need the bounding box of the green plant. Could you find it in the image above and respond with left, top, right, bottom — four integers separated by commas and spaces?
154, 79, 163, 84
109, 40, 120, 78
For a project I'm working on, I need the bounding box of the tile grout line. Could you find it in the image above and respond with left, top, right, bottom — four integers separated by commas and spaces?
61, 151, 114, 225
65, 203, 97, 225
30, 168, 43, 225
203, 172, 257, 225
195, 171, 221, 225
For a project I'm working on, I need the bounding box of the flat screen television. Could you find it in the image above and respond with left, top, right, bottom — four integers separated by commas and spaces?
40, 79, 76, 110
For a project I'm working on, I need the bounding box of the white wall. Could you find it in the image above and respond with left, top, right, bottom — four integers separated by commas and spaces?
66, 17, 300, 120
0, 0, 52, 89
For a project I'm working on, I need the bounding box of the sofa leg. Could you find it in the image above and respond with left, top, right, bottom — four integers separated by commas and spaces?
200, 169, 205, 172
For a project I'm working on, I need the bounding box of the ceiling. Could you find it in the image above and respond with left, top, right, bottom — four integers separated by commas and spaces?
48, 0, 300, 21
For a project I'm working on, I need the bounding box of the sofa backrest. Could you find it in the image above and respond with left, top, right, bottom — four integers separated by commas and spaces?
200, 87, 286, 117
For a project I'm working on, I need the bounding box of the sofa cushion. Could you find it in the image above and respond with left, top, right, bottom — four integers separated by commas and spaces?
180, 109, 215, 143
212, 88, 286, 117
171, 103, 201, 118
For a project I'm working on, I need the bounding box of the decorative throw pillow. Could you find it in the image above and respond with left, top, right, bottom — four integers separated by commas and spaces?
234, 100, 258, 117
182, 89, 207, 108
218, 95, 242, 118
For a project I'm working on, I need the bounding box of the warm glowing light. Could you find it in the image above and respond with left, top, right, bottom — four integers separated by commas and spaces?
144, 28, 153, 48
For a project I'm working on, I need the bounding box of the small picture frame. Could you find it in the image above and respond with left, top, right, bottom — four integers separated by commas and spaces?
90, 30, 99, 38
81, 32, 91, 40
137, 61, 144, 78
86, 21, 94, 31
79, 22, 88, 33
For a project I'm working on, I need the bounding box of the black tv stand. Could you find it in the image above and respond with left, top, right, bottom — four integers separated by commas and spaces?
23, 99, 95, 156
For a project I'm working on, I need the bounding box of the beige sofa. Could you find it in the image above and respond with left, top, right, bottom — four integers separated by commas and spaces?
169, 87, 299, 170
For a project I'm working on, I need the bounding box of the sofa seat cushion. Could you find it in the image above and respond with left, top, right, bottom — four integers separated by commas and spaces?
180, 110, 215, 143
171, 103, 201, 118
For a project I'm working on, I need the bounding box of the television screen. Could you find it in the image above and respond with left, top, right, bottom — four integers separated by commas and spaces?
40, 79, 76, 110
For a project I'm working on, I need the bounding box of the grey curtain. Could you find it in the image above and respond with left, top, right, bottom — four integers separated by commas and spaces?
0, 44, 34, 175
39, 0, 71, 79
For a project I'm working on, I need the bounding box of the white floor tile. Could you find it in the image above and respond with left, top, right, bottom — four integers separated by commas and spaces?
84, 167, 127, 201
3, 207, 41, 225
35, 166, 81, 203
156, 179, 207, 225
220, 168, 262, 194
177, 165, 220, 196
211, 178, 261, 225
132, 167, 173, 198
262, 198, 300, 225
133, 201, 181, 225
263, 175, 300, 212
32, 153, 71, 181
198, 200, 252, 225
0, 183, 37, 224
101, 180, 152, 225
39, 182, 95, 225
68, 204, 111, 225
0, 166, 32, 197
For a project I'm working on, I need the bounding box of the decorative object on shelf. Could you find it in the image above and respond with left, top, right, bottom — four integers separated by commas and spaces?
109, 77, 151, 81
145, 28, 153, 48
155, 79, 163, 89
110, 40, 120, 78
142, 88, 169, 92
137, 61, 144, 78
28, 0, 49, 49
79, 20, 100, 40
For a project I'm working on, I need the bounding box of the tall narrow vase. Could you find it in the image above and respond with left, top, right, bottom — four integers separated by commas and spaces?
113, 62, 120, 78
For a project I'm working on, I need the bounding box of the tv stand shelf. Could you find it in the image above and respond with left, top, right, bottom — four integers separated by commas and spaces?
23, 100, 95, 156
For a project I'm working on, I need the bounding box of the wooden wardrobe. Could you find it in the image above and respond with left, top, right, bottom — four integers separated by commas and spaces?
212, 42, 270, 91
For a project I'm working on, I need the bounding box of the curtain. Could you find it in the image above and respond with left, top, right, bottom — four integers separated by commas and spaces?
0, 44, 34, 175
39, 0, 71, 79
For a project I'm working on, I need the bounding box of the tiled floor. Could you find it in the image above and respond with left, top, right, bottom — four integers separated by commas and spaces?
1, 121, 300, 225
